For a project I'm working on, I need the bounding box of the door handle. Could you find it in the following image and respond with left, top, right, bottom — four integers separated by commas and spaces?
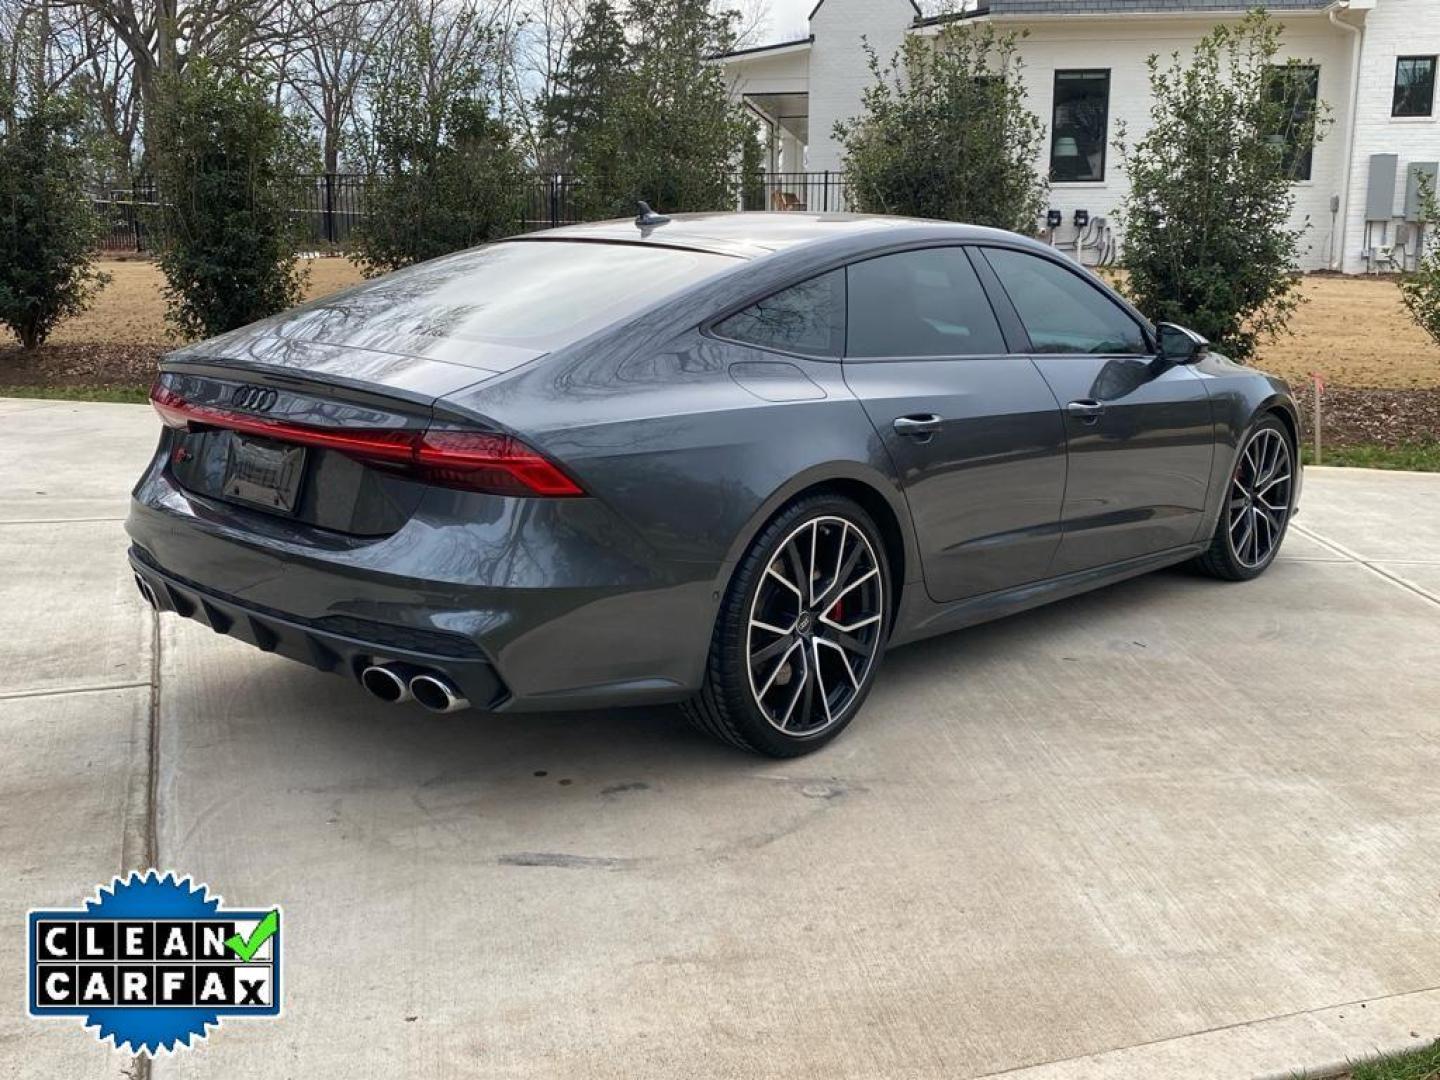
893, 414, 943, 438
1066, 399, 1106, 423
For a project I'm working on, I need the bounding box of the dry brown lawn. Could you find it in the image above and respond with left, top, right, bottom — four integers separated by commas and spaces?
1255, 274, 1440, 390
50, 257, 366, 347
48, 257, 1440, 390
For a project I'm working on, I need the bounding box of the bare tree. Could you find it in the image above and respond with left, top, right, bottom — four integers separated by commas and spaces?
499, 0, 581, 168
49, 0, 322, 136
718, 0, 768, 49
289, 0, 400, 171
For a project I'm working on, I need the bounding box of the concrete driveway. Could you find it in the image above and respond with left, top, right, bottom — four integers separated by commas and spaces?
3, 396, 1439, 1079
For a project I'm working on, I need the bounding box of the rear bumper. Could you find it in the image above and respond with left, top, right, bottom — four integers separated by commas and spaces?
125, 451, 719, 712
129, 549, 509, 708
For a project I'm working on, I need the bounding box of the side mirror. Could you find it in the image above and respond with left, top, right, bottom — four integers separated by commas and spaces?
1154, 322, 1208, 372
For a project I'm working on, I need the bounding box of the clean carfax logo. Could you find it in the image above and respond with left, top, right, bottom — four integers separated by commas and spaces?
27, 871, 281, 1054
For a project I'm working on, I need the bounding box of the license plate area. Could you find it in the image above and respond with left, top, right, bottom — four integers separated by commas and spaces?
222, 435, 307, 515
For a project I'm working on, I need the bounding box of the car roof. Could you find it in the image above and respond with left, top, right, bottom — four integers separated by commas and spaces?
512, 212, 1020, 259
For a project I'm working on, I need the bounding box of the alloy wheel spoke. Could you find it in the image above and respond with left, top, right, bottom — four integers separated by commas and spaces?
1258, 471, 1290, 496
820, 611, 882, 634
751, 617, 793, 637
766, 562, 802, 599
1233, 512, 1254, 557
822, 566, 879, 613
750, 632, 795, 667
807, 520, 820, 604
818, 542, 866, 610
815, 635, 860, 690
756, 639, 803, 699
811, 638, 834, 726
822, 628, 871, 657
778, 647, 810, 731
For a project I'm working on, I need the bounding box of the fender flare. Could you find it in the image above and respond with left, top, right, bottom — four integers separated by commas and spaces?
708, 459, 922, 604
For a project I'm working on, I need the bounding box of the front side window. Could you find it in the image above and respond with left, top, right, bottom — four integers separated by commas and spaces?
846, 248, 1006, 358
1050, 70, 1110, 182
713, 270, 845, 357
1394, 56, 1437, 117
981, 247, 1149, 355
1266, 65, 1321, 181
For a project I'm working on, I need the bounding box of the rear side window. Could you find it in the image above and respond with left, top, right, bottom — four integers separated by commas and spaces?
846, 248, 1006, 358
982, 247, 1149, 355
276, 241, 737, 361
713, 270, 845, 357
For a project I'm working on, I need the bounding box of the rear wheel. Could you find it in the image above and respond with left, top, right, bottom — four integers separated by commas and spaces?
1192, 416, 1295, 581
684, 495, 891, 757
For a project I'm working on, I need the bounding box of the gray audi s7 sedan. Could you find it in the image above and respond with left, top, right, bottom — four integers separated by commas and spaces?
128, 212, 1300, 757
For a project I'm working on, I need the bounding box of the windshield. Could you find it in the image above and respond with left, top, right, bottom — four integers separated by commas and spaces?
270, 241, 739, 367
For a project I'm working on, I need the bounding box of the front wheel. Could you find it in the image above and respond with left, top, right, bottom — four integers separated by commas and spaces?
1192, 416, 1295, 581
684, 494, 891, 757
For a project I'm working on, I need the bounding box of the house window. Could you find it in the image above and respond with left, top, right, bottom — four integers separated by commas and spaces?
1393, 56, 1437, 117
1265, 65, 1320, 181
1050, 70, 1110, 183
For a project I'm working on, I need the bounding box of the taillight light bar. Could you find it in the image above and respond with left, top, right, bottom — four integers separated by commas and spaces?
151, 381, 583, 498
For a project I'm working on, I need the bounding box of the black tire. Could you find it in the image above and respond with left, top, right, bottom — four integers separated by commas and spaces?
683, 493, 892, 757
1191, 414, 1295, 581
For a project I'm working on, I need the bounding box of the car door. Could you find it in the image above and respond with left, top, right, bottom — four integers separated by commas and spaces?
976, 245, 1216, 575
840, 247, 1068, 604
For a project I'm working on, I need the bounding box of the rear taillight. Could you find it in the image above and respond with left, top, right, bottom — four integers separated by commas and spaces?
415, 431, 583, 497
151, 380, 583, 498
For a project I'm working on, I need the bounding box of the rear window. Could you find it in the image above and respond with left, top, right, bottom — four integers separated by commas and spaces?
274, 241, 737, 360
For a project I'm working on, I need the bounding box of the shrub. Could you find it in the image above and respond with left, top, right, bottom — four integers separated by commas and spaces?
834, 22, 1047, 233
0, 93, 109, 349
151, 61, 311, 340
1116, 12, 1330, 361
1399, 181, 1440, 348
558, 0, 756, 220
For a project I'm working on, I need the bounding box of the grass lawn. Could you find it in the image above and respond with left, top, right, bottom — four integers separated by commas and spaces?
0, 383, 148, 403
1302, 442, 1440, 471
1340, 1038, 1440, 1079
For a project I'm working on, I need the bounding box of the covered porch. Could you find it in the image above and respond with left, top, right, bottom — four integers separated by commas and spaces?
718, 37, 851, 211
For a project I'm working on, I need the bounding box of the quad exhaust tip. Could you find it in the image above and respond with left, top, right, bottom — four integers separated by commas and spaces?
359, 664, 412, 704
359, 663, 470, 713
409, 673, 469, 714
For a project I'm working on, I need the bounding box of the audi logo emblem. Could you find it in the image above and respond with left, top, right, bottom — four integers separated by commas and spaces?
231, 386, 278, 412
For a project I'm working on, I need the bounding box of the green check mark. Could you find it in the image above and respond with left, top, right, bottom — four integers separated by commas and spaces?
225, 910, 279, 962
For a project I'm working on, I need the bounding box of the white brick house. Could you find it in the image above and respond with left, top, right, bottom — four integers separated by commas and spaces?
715, 0, 1440, 273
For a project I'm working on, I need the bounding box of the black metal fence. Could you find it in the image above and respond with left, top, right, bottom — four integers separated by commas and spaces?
91, 171, 853, 254
740, 171, 852, 213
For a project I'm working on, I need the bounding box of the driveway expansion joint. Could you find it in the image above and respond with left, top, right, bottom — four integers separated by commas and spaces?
969, 982, 1440, 1079
1292, 524, 1440, 607
0, 680, 151, 702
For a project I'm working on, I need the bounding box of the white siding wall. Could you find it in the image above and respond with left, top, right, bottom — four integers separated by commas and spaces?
1011, 14, 1356, 270
724, 49, 810, 97
1339, 0, 1440, 272
728, 0, 1431, 273
807, 0, 918, 173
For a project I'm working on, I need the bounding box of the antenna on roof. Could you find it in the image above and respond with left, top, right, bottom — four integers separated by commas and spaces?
635, 201, 671, 229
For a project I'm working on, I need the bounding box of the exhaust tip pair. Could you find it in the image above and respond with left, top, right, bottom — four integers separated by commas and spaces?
359, 664, 469, 713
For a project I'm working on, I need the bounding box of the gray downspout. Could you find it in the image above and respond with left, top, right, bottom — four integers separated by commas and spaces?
1329, 2, 1364, 271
